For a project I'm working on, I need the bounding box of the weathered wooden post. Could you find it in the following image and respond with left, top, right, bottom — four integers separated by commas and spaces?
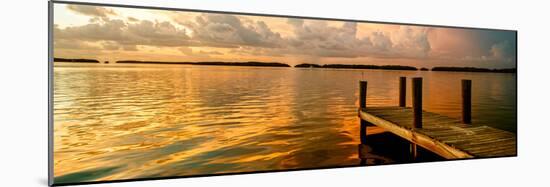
358, 81, 368, 164
359, 81, 368, 144
399, 77, 406, 107
410, 77, 422, 160
410, 143, 418, 160
462, 80, 472, 124
412, 77, 423, 128
360, 81, 367, 109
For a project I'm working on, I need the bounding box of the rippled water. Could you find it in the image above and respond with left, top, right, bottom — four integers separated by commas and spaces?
53, 63, 516, 183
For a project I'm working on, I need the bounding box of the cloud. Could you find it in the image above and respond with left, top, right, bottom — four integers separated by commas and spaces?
54, 19, 192, 51
199, 50, 223, 55
122, 45, 138, 51
280, 19, 431, 59
127, 17, 139, 22
55, 5, 516, 68
463, 40, 515, 65
57, 8, 434, 61
286, 18, 303, 28
67, 4, 117, 18
369, 31, 392, 53
126, 20, 190, 47
55, 19, 127, 41
181, 14, 285, 48
390, 26, 431, 58
56, 12, 283, 53
490, 40, 513, 59
101, 41, 120, 50
54, 39, 100, 50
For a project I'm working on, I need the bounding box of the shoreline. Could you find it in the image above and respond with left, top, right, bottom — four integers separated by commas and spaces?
116, 60, 291, 67
53, 58, 516, 73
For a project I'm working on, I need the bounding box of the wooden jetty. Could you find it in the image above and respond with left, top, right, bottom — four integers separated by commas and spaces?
358, 77, 516, 160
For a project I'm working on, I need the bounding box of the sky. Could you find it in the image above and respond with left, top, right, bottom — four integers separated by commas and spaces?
53, 4, 517, 68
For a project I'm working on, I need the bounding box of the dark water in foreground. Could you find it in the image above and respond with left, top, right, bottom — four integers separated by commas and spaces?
53, 64, 516, 183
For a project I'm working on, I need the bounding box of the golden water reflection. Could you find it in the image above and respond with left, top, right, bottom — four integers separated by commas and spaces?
53, 64, 516, 183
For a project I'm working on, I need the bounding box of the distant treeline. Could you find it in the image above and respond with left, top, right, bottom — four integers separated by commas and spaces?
117, 60, 291, 67
294, 63, 322, 68
431, 67, 516, 73
294, 63, 418, 71
55, 58, 516, 73
54, 58, 99, 63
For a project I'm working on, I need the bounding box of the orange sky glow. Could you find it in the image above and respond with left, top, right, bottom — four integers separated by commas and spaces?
53, 4, 516, 68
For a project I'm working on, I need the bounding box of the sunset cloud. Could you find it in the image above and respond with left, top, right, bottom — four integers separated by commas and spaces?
55, 19, 127, 42
182, 14, 285, 48
67, 4, 117, 18
53, 4, 516, 68
269, 20, 431, 59
126, 20, 190, 46
54, 39, 100, 50
55, 19, 192, 50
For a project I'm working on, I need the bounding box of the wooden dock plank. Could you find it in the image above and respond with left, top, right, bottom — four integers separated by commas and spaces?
359, 106, 516, 159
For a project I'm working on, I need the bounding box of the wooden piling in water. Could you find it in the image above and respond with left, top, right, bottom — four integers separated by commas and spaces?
410, 143, 418, 160
359, 81, 368, 145
462, 80, 472, 124
411, 78, 423, 160
360, 81, 367, 109
412, 77, 423, 129
399, 77, 406, 107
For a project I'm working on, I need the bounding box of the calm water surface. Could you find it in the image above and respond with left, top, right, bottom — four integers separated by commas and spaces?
53, 64, 516, 182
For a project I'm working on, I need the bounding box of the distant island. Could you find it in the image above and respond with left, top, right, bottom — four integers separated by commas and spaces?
294, 63, 322, 68
293, 63, 515, 73
53, 58, 516, 73
431, 67, 516, 73
117, 60, 291, 67
294, 63, 417, 71
54, 58, 99, 63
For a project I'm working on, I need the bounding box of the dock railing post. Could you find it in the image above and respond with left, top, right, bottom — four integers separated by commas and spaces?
360, 81, 367, 109
399, 77, 406, 107
358, 81, 368, 165
412, 77, 423, 129
411, 77, 422, 160
359, 81, 368, 144
462, 80, 472, 124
